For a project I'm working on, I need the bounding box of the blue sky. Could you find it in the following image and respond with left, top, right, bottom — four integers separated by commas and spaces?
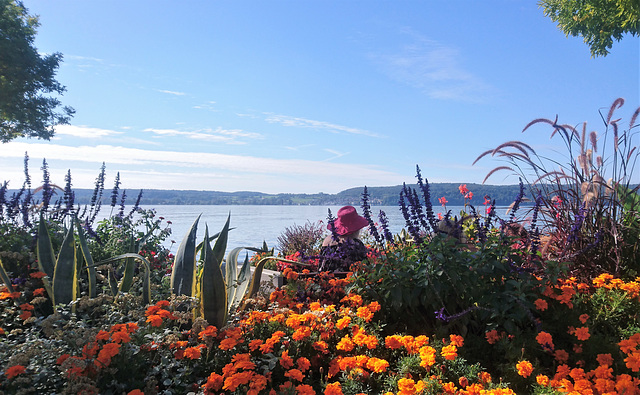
1, 1, 638, 194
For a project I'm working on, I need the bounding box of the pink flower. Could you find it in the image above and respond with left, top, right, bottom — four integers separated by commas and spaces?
459, 184, 469, 195
438, 197, 448, 207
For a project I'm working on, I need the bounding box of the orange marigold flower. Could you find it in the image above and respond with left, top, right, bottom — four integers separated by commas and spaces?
29, 271, 47, 279
555, 349, 570, 363
536, 331, 554, 351
324, 382, 343, 395
33, 288, 46, 296
0, 327, 4, 335
127, 390, 144, 395
619, 337, 639, 354
597, 353, 614, 366
418, 345, 436, 368
516, 360, 533, 378
441, 344, 457, 360
5, 365, 26, 379
146, 314, 163, 327
336, 335, 355, 352
219, 337, 239, 351
534, 298, 548, 311
297, 357, 311, 372
111, 330, 131, 344
478, 371, 492, 383
625, 351, 640, 372
536, 374, 549, 386
573, 326, 590, 341
449, 334, 464, 347
366, 357, 389, 373
313, 340, 329, 354
458, 376, 469, 388
385, 335, 403, 349
296, 384, 316, 395
223, 371, 253, 392
184, 346, 202, 360
336, 316, 351, 330
18, 311, 32, 320
285, 368, 304, 382
578, 314, 589, 324
96, 330, 111, 341
356, 306, 374, 322
442, 382, 457, 394
280, 350, 294, 369
292, 326, 312, 341
249, 339, 263, 351
485, 330, 501, 345
199, 325, 218, 339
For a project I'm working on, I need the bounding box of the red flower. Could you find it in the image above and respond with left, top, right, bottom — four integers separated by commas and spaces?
5, 365, 26, 379
459, 184, 469, 195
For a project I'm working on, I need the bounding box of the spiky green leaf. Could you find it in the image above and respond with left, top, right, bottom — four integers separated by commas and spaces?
170, 214, 201, 296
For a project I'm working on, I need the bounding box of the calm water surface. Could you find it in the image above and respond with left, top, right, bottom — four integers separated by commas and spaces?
104, 205, 509, 254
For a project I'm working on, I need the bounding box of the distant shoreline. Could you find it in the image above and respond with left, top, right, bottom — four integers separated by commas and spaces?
7, 183, 536, 207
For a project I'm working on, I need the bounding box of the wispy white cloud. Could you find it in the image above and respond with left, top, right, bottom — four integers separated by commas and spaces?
143, 127, 263, 144
53, 124, 124, 138
157, 89, 187, 96
284, 144, 315, 151
0, 142, 405, 193
370, 29, 494, 102
322, 149, 348, 161
264, 114, 382, 138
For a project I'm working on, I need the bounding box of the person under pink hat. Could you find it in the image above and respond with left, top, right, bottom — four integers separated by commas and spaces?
319, 206, 369, 272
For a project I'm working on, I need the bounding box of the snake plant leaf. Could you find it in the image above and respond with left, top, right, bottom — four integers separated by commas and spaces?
36, 213, 56, 279
200, 225, 228, 328
118, 235, 137, 293
0, 258, 15, 294
52, 225, 77, 306
215, 214, 231, 271
74, 217, 97, 298
96, 253, 152, 305
225, 246, 250, 309
170, 214, 201, 296
231, 252, 252, 311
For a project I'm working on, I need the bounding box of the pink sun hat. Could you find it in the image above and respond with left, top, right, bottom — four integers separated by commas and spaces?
330, 206, 369, 235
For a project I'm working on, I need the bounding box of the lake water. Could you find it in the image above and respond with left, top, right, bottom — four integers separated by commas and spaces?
101, 205, 510, 255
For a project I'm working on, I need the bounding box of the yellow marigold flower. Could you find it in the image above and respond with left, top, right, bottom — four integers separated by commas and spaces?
536, 374, 549, 386
516, 360, 533, 378
419, 345, 436, 368
356, 306, 374, 322
324, 382, 343, 395
442, 382, 456, 394
441, 344, 457, 360
336, 335, 355, 352
366, 357, 389, 373
336, 316, 351, 330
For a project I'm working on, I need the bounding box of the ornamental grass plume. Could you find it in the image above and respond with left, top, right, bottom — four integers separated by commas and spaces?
474, 98, 640, 278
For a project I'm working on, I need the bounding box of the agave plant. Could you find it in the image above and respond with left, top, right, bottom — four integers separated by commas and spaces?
35, 214, 152, 309
170, 214, 295, 327
473, 98, 640, 277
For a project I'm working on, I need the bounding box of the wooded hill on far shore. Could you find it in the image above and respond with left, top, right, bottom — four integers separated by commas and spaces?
58, 183, 532, 207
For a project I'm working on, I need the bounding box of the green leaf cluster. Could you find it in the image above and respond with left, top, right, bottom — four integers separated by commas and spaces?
539, 0, 639, 56
0, 0, 74, 142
